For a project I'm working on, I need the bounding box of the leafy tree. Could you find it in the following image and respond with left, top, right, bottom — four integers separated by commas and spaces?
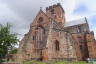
0, 23, 18, 62
9, 48, 18, 54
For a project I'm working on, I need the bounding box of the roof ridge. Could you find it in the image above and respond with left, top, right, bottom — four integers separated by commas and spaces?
64, 17, 87, 27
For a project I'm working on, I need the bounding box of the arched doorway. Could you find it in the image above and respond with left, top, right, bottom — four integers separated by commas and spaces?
55, 40, 60, 51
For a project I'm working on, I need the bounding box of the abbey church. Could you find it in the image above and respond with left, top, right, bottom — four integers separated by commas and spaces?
18, 3, 96, 61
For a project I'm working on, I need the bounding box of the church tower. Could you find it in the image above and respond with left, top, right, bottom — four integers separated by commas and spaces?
46, 3, 65, 24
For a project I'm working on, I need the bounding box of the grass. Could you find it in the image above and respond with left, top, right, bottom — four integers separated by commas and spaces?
22, 60, 88, 64
23, 60, 46, 64
52, 61, 68, 64
52, 61, 87, 64
71, 61, 87, 64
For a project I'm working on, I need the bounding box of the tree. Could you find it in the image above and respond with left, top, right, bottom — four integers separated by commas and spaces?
9, 48, 18, 54
0, 23, 18, 62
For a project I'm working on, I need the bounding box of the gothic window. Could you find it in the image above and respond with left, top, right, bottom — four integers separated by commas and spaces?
80, 45, 83, 51
33, 36, 35, 40
50, 9, 56, 18
55, 40, 60, 51
77, 26, 81, 33
38, 17, 43, 24
51, 9, 54, 14
36, 26, 45, 48
33, 31, 36, 40
78, 36, 83, 44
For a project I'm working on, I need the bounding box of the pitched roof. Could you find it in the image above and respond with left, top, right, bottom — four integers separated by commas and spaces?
64, 17, 87, 27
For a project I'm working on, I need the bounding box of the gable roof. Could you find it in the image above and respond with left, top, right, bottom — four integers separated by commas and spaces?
64, 17, 87, 27
31, 9, 49, 26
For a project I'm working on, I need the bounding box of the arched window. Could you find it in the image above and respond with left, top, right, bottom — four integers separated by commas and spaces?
55, 40, 60, 51
36, 26, 45, 48
78, 36, 83, 44
51, 9, 54, 14
38, 17, 43, 24
77, 26, 81, 33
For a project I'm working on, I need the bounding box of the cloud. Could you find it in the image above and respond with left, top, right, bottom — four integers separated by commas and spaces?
74, 0, 96, 16
1, 0, 55, 21
88, 15, 96, 30
73, 4, 88, 14
0, 0, 63, 38
0, 0, 56, 40
76, 0, 96, 12
0, 0, 96, 40
0, 1, 30, 40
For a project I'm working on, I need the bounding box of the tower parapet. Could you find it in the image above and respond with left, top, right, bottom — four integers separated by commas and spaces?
46, 3, 65, 24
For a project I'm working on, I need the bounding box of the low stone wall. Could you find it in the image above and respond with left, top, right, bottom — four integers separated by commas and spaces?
1, 62, 19, 64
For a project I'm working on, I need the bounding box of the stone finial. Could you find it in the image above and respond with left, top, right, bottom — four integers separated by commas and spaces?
57, 3, 60, 6
40, 7, 42, 10
46, 7, 49, 11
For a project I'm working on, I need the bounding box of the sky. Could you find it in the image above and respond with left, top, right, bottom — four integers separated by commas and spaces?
0, 0, 96, 40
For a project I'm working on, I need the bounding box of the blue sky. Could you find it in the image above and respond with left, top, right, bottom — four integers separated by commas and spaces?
74, 0, 96, 38
60, 0, 96, 38
71, 1, 96, 30
0, 0, 96, 39
73, 4, 88, 14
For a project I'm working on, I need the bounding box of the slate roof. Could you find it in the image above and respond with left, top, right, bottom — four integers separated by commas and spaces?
64, 17, 87, 27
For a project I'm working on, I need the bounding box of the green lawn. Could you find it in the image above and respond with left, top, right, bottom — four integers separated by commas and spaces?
23, 60, 46, 64
23, 60, 88, 64
51, 61, 87, 64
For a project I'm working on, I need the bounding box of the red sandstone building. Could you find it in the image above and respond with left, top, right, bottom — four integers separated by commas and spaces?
18, 3, 96, 61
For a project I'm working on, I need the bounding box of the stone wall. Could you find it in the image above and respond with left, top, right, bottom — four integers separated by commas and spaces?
46, 22, 77, 61
64, 23, 89, 34
1, 62, 19, 64
72, 33, 89, 61
86, 32, 96, 59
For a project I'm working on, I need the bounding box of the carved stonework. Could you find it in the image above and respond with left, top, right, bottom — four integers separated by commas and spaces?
18, 3, 96, 62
